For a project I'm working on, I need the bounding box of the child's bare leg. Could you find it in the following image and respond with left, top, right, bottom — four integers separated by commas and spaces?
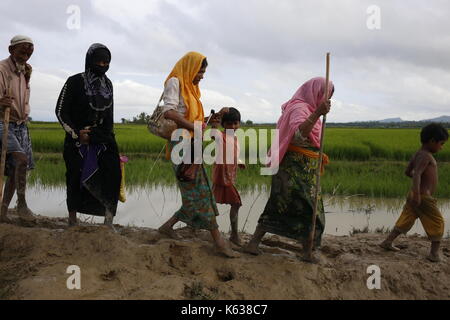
427, 241, 441, 262
158, 214, 181, 239
210, 228, 240, 258
229, 204, 241, 246
243, 224, 266, 255
68, 211, 78, 227
380, 229, 402, 251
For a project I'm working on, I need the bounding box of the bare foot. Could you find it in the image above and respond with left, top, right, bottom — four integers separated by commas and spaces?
0, 214, 11, 224
68, 218, 78, 227
230, 235, 242, 247
379, 241, 401, 252
105, 223, 117, 233
158, 225, 182, 240
190, 227, 198, 237
216, 245, 240, 258
426, 253, 441, 263
243, 244, 262, 256
299, 252, 319, 264
17, 206, 35, 218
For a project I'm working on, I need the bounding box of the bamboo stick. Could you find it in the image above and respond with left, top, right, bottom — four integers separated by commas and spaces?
305, 53, 330, 262
0, 82, 12, 205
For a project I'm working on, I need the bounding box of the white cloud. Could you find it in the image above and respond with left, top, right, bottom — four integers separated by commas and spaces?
29, 70, 66, 121
91, 0, 161, 28
3, 0, 450, 123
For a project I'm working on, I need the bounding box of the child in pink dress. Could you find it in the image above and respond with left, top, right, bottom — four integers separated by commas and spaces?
211, 108, 245, 246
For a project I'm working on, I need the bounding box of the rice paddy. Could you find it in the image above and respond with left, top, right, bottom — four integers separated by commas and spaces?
27, 123, 450, 197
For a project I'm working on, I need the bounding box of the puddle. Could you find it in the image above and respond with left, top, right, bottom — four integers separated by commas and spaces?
22, 185, 450, 238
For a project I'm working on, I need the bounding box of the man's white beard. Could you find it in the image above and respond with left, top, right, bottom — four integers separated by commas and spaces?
15, 62, 26, 73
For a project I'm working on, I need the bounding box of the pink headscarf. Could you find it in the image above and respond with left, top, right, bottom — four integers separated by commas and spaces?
269, 77, 334, 168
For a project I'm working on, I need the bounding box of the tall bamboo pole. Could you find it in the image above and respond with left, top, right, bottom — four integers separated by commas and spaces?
0, 82, 12, 206
305, 53, 330, 261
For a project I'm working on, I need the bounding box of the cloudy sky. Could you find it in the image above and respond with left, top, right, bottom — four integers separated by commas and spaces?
1, 0, 449, 123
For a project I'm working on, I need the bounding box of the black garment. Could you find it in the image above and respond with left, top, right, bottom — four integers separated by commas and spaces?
83, 43, 113, 112
56, 72, 120, 216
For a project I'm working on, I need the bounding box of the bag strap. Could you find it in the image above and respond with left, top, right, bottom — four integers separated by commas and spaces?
156, 92, 164, 107
151, 92, 166, 122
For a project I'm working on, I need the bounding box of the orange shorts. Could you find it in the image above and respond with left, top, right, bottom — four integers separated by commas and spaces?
394, 193, 445, 241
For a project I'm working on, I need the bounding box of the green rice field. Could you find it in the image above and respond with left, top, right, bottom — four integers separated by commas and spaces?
29, 123, 450, 161
27, 123, 450, 197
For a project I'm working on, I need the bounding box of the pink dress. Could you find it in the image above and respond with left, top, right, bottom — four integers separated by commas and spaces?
212, 131, 242, 206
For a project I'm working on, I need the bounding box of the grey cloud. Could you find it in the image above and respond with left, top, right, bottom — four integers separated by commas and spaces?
2, 0, 450, 123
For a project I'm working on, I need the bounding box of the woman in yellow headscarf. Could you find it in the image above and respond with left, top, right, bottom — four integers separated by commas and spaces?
157, 52, 238, 258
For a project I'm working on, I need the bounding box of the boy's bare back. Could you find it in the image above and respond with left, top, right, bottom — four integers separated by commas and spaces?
405, 149, 437, 198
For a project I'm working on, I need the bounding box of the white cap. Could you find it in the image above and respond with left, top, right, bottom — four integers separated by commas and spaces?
10, 35, 34, 47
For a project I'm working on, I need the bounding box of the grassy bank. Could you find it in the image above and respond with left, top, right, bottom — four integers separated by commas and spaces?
28, 153, 450, 198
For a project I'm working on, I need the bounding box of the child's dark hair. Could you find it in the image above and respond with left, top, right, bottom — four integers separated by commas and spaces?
221, 107, 241, 126
420, 123, 449, 144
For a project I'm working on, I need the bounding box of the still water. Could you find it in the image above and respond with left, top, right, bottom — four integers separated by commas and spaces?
25, 185, 450, 237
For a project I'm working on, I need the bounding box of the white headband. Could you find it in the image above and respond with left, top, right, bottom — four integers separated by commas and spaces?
10, 35, 34, 47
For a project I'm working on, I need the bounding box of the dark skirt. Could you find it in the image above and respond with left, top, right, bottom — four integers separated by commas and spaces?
63, 139, 121, 216
258, 151, 325, 247
213, 184, 242, 206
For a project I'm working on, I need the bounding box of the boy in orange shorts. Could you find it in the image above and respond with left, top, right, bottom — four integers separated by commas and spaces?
380, 123, 448, 262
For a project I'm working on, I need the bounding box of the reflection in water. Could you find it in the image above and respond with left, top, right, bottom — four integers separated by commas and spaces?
26, 185, 450, 237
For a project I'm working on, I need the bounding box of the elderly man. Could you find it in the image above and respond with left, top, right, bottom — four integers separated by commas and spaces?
0, 35, 35, 222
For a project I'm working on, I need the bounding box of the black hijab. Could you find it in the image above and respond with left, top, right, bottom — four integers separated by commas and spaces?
83, 43, 113, 112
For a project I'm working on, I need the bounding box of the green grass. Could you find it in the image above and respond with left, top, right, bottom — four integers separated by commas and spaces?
325, 128, 450, 161
321, 160, 450, 197
28, 156, 450, 198
29, 123, 168, 154
27, 123, 450, 198
29, 123, 450, 161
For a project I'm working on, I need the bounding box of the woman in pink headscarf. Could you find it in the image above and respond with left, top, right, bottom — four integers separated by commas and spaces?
244, 77, 333, 260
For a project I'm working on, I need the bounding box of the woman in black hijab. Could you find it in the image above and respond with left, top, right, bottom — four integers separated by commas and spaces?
56, 43, 121, 228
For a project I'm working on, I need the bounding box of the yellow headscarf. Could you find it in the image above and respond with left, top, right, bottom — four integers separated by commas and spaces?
165, 51, 206, 123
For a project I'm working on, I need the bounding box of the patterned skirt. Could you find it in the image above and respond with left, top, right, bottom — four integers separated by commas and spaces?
174, 164, 219, 231
258, 150, 325, 247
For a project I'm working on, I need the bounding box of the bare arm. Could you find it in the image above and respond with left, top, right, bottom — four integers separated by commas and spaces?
164, 108, 228, 133
297, 100, 330, 137
164, 110, 195, 132
410, 151, 431, 205
210, 121, 219, 129
405, 157, 415, 177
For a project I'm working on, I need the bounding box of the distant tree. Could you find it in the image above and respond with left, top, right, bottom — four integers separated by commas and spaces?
128, 112, 151, 124
245, 120, 253, 126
